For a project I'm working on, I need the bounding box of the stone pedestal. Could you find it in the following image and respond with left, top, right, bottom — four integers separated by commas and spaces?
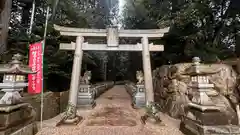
8, 122, 38, 135
0, 122, 37, 135
77, 85, 95, 109
132, 85, 145, 108
181, 107, 240, 135
0, 103, 36, 134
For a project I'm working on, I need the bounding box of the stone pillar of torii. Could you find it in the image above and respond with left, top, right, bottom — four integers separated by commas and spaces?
54, 25, 169, 125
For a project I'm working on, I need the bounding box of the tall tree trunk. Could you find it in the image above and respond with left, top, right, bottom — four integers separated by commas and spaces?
21, 2, 31, 28
0, 0, 12, 54
107, 52, 115, 81
128, 52, 136, 81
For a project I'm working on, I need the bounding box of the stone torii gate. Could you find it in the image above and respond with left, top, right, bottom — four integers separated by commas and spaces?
54, 25, 169, 125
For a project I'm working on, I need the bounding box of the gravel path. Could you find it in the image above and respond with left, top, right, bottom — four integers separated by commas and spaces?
36, 85, 184, 135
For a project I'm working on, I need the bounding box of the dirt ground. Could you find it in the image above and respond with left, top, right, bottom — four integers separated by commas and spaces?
36, 85, 184, 135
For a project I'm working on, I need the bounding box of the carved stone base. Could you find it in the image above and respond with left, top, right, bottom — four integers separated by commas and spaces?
0, 104, 36, 134
140, 115, 163, 125
181, 120, 240, 135
0, 103, 29, 113
77, 92, 95, 109
0, 91, 22, 105
0, 122, 38, 135
180, 108, 239, 135
56, 115, 83, 127
133, 92, 145, 108
131, 102, 144, 109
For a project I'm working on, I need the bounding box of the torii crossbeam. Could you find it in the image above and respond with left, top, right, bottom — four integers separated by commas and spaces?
54, 24, 169, 125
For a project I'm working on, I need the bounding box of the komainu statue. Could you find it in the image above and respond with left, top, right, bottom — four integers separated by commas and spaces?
153, 61, 239, 123
136, 70, 144, 85
80, 71, 92, 85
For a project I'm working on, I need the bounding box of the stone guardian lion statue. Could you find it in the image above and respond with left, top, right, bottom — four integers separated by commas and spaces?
136, 70, 144, 84
80, 71, 92, 85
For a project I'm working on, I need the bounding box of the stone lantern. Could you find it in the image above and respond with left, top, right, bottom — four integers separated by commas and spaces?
180, 57, 240, 135
0, 53, 35, 105
0, 54, 36, 134
184, 57, 221, 111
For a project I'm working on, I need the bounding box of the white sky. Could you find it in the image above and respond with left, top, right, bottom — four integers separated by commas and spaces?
118, 0, 125, 28
118, 0, 125, 16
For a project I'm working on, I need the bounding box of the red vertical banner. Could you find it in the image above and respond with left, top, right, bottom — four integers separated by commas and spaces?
28, 42, 43, 94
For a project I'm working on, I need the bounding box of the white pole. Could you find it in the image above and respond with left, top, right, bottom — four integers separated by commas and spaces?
141, 36, 154, 105
40, 6, 50, 131
236, 105, 240, 125
28, 0, 36, 34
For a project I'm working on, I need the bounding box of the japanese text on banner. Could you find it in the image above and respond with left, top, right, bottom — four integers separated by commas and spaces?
28, 42, 43, 94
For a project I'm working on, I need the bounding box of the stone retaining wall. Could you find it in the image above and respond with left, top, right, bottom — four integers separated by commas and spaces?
21, 81, 114, 121
22, 91, 69, 121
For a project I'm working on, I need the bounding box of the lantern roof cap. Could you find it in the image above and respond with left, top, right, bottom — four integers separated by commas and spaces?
0, 54, 36, 74
182, 57, 221, 76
